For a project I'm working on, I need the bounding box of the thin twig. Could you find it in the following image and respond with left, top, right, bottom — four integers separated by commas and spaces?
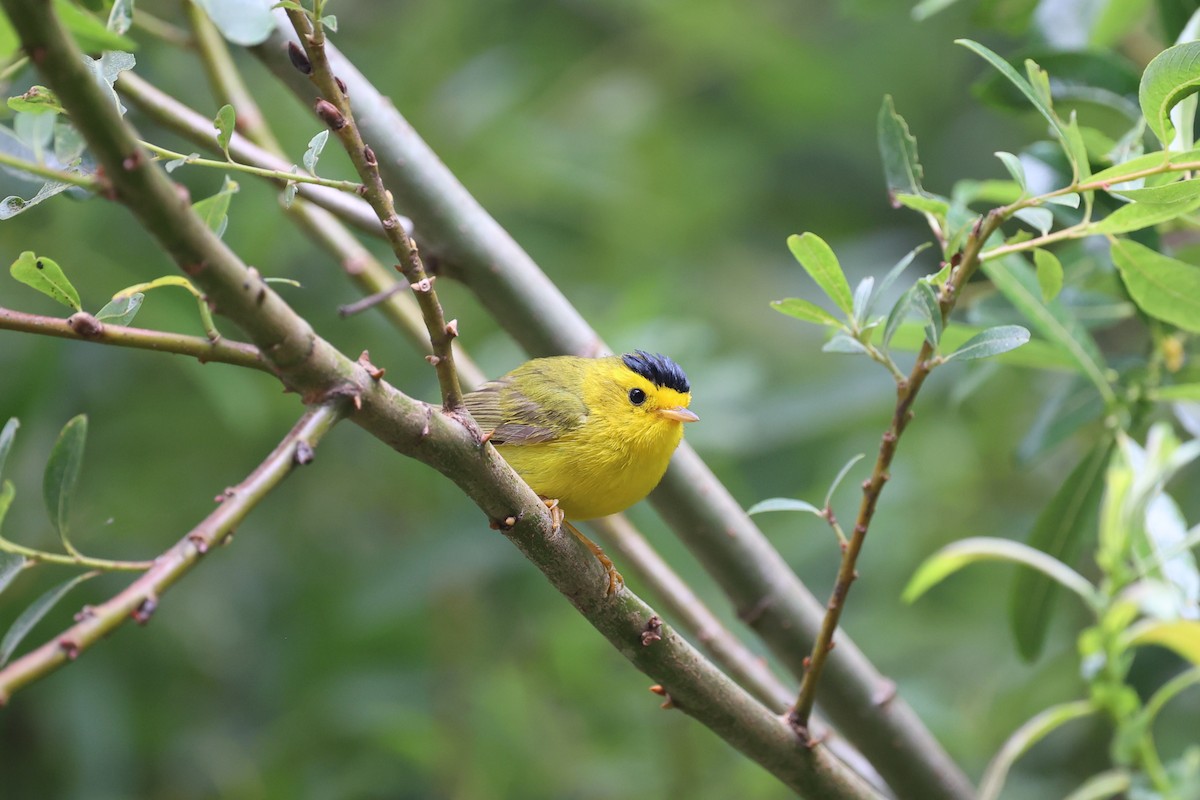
286, 9, 463, 411
0, 151, 99, 190
0, 404, 343, 705
789, 211, 1005, 733
0, 307, 269, 371
140, 140, 361, 194
0, 535, 153, 571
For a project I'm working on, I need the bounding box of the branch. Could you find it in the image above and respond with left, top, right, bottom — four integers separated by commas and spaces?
0, 307, 268, 371
0, 150, 99, 190
3, 6, 879, 793
254, 21, 973, 799
0, 403, 343, 704
285, 9, 463, 411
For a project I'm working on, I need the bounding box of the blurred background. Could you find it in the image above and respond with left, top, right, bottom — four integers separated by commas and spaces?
1, 1, 1196, 798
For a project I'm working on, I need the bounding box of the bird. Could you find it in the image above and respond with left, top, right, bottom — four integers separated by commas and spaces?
464, 350, 698, 594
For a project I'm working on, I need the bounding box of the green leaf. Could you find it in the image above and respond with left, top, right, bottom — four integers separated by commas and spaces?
1046, 193, 1080, 208
43, 414, 87, 557
995, 151, 1027, 193
877, 95, 924, 200
0, 418, 18, 483
303, 129, 329, 174
904, 536, 1101, 608
1121, 620, 1200, 665
1109, 238, 1200, 332
1010, 440, 1113, 661
6, 85, 64, 115
95, 292, 143, 326
978, 701, 1098, 800
53, 0, 137, 52
192, 175, 239, 239
942, 325, 1030, 362
1087, 150, 1172, 184
1139, 41, 1200, 148
0, 570, 98, 666
786, 233, 854, 317
914, 281, 942, 347
889, 322, 1077, 371
320, 14, 338, 32
746, 498, 823, 516
869, 242, 930, 322
770, 298, 844, 328
213, 104, 235, 160
957, 39, 1079, 179
106, 0, 134, 35
1014, 207, 1053, 235
194, 0, 275, 46
1150, 383, 1200, 401
824, 453, 865, 511
0, 550, 23, 597
822, 333, 869, 355
1113, 177, 1200, 203
9, 251, 81, 311
1062, 770, 1132, 800
1089, 195, 1200, 234
851, 276, 875, 328
893, 192, 948, 216
883, 284, 917, 349
1034, 249, 1064, 302
911, 0, 962, 20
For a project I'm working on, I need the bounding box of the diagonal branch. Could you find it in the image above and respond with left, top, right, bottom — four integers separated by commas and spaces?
0, 402, 343, 704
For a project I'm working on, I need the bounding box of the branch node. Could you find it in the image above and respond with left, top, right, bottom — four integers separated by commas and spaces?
121, 150, 143, 171
66, 312, 103, 338
362, 144, 376, 166
640, 615, 663, 646
293, 440, 315, 465
73, 605, 96, 622
444, 319, 459, 338
489, 514, 519, 531
410, 276, 433, 293
58, 637, 80, 660
187, 533, 209, 555
872, 679, 898, 707
132, 594, 157, 625
334, 75, 348, 97
314, 98, 346, 130
286, 41, 312, 74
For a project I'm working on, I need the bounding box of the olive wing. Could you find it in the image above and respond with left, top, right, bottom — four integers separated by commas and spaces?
464, 367, 588, 445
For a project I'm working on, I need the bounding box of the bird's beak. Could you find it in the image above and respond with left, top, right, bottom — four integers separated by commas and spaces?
658, 406, 699, 423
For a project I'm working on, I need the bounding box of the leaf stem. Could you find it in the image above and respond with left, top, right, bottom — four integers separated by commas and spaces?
0, 535, 152, 571
0, 151, 98, 190
138, 140, 360, 194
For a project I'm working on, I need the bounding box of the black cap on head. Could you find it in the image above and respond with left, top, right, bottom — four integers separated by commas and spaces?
621, 350, 690, 394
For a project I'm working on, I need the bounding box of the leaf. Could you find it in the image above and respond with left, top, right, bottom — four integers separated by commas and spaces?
320, 14, 338, 32
868, 242, 930, 321
1014, 207, 1053, 235
851, 276, 875, 328
904, 536, 1101, 608
1010, 440, 1113, 661
824, 453, 865, 511
192, 175, 239, 239
893, 192, 948, 216
1109, 238, 1200, 332
1046, 193, 1080, 209
1089, 195, 1200, 233
0, 418, 18, 482
883, 284, 917, 349
0, 570, 98, 666
213, 104, 235, 160
1150, 383, 1200, 401
106, 0, 134, 35
914, 281, 942, 347
6, 85, 64, 115
878, 94, 924, 199
193, 0, 275, 46
957, 39, 1078, 179
978, 701, 1098, 800
0, 551, 23, 597
1062, 770, 1132, 800
786, 233, 854, 317
942, 325, 1030, 362
303, 129, 328, 174
9, 251, 81, 311
889, 323, 1077, 371
1034, 249, 1064, 302
82, 51, 136, 116
911, 0, 963, 20
1113, 177, 1200, 203
43, 414, 87, 556
53, 0, 137, 52
822, 333, 869, 355
1121, 620, 1200, 665
95, 292, 143, 326
746, 498, 823, 516
770, 298, 844, 328
1087, 150, 1172, 184
995, 151, 1027, 193
1139, 41, 1200, 148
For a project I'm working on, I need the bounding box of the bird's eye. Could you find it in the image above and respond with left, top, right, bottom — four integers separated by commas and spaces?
628, 387, 647, 406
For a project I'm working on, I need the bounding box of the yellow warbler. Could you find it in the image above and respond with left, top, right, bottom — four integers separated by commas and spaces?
465, 350, 698, 593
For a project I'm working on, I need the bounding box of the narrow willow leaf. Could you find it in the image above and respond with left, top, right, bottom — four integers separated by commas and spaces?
911, 0, 961, 20
193, 0, 275, 46
786, 233, 854, 317
883, 284, 917, 348
824, 453, 866, 511
1090, 195, 1200, 234
1034, 249, 1064, 302
1113, 177, 1200, 203
53, 0, 137, 52
995, 151, 1027, 193
914, 281, 942, 347
1150, 383, 1200, 401
822, 333, 869, 355
905, 537, 1100, 607
107, 0, 134, 35
303, 129, 328, 175
1121, 619, 1200, 665
978, 701, 1098, 800
746, 497, 823, 516
957, 40, 1077, 177
0, 570, 98, 666
894, 192, 948, 216
6, 85, 63, 115
1046, 193, 1080, 208
0, 551, 23, 597
943, 325, 1030, 362
890, 323, 1075, 370
1062, 769, 1132, 800
868, 242, 930, 321
43, 414, 87, 554
95, 292, 143, 326
851, 276, 875, 327
1139, 41, 1200, 147
878, 95, 925, 199
9, 251, 81, 311
1010, 440, 1113, 661
192, 176, 239, 239
1014, 207, 1054, 235
1088, 151, 1171, 184
1109, 238, 1200, 333
770, 298, 844, 327
320, 15, 338, 33
213, 104, 235, 160
0, 418, 18, 482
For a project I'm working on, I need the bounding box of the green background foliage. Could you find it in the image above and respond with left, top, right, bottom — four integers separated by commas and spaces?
1, 1, 1198, 798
